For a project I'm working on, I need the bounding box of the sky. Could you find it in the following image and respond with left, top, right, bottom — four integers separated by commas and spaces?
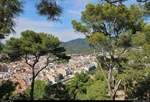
6, 0, 138, 42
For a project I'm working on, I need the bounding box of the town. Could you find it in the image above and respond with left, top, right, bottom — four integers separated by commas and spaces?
0, 54, 97, 94
0, 0, 150, 100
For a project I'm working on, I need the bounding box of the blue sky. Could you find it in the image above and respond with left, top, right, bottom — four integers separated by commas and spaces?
9, 0, 138, 42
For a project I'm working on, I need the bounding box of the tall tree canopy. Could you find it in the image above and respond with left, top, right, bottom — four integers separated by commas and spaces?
72, 3, 145, 36
36, 0, 62, 21
3, 30, 70, 100
0, 0, 23, 39
72, 2, 149, 100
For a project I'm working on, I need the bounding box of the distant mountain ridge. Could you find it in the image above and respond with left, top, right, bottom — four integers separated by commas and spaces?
61, 38, 94, 54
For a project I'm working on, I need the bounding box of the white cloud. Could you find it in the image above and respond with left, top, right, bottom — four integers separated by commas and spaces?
4, 0, 96, 42
14, 17, 63, 30
8, 17, 85, 42
50, 29, 85, 42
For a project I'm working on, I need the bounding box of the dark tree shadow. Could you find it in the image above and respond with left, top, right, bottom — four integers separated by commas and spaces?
43, 82, 71, 100
134, 75, 150, 100
0, 80, 17, 100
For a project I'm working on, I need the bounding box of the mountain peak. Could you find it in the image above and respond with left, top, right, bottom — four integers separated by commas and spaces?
61, 38, 93, 54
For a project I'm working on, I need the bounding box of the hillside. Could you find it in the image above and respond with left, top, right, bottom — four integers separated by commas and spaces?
61, 38, 94, 54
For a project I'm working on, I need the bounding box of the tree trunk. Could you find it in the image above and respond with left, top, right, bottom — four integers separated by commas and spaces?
30, 67, 35, 100
108, 67, 114, 100
112, 91, 116, 100
107, 66, 118, 100
30, 76, 35, 100
73, 93, 76, 100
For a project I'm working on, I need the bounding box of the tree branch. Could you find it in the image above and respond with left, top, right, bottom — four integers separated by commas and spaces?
24, 54, 40, 70
34, 56, 57, 78
113, 79, 122, 96
95, 52, 108, 82
24, 54, 33, 68
102, 23, 111, 36
104, 0, 124, 6
118, 47, 128, 57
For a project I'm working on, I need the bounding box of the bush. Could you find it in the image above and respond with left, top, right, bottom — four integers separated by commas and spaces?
24, 80, 47, 100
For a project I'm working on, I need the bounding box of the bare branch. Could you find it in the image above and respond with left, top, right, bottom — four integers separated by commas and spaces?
24, 54, 40, 70
95, 52, 108, 82
24, 54, 33, 68
118, 47, 128, 57
104, 0, 124, 6
113, 79, 122, 96
34, 56, 57, 78
102, 23, 111, 36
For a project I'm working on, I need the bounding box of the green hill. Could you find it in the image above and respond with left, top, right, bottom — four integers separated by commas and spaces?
61, 38, 94, 54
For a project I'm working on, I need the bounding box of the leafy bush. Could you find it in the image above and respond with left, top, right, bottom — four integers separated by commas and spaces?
24, 80, 47, 100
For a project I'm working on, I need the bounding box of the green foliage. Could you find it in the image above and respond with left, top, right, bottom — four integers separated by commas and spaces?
144, 25, 150, 43
74, 71, 90, 83
133, 74, 150, 100
66, 71, 91, 99
3, 30, 70, 100
14, 81, 71, 100
86, 32, 109, 47
118, 67, 150, 99
3, 30, 70, 61
24, 80, 47, 100
144, 2, 150, 14
78, 70, 108, 100
72, 2, 149, 100
78, 79, 108, 100
3, 38, 22, 61
44, 82, 71, 100
0, 53, 11, 63
130, 25, 150, 64
132, 33, 145, 46
0, 0, 22, 39
72, 3, 145, 53
20, 30, 59, 55
100, 1, 150, 17
118, 26, 150, 99
66, 71, 108, 100
79, 3, 143, 35
117, 33, 133, 48
143, 44, 150, 60
72, 20, 90, 34
131, 25, 150, 46
0, 0, 150, 100
0, 43, 4, 53
0, 80, 17, 100
36, 0, 62, 21
94, 69, 105, 81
